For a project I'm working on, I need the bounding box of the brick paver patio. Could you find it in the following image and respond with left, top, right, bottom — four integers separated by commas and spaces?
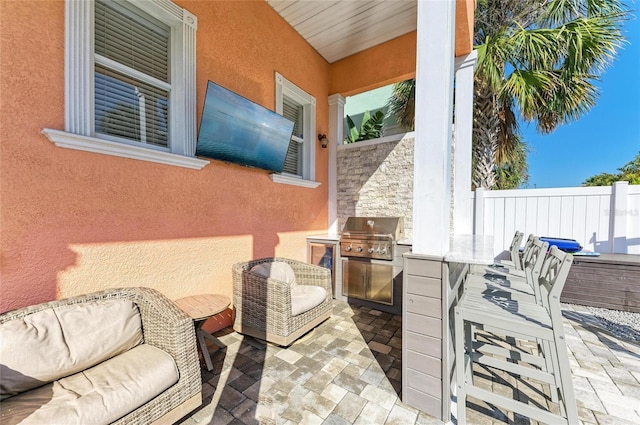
177, 301, 640, 425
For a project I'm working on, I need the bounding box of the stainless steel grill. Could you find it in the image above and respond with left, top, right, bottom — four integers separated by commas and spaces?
339, 217, 405, 308
340, 217, 404, 261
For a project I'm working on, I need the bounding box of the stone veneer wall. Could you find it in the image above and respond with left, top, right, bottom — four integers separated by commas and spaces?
337, 134, 415, 238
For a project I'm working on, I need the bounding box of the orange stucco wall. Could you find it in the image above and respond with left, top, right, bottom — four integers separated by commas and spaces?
455, 0, 475, 56
0, 0, 329, 326
0, 0, 475, 326
329, 32, 417, 97
329, 0, 475, 97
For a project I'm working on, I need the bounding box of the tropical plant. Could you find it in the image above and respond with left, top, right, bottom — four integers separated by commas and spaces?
387, 79, 415, 131
472, 0, 627, 189
345, 110, 385, 143
583, 151, 640, 186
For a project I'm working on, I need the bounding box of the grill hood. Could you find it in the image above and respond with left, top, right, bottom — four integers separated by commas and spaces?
341, 217, 404, 241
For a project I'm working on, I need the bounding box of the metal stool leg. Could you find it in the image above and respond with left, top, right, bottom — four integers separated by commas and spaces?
196, 330, 214, 371
194, 320, 225, 371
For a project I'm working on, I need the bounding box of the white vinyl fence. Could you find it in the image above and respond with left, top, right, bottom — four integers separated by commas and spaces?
473, 182, 640, 257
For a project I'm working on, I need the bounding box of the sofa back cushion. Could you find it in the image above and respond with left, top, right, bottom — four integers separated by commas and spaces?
0, 299, 143, 400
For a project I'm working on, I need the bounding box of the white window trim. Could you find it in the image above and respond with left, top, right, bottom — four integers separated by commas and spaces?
43, 0, 208, 170
273, 72, 320, 188
270, 173, 321, 188
42, 129, 209, 169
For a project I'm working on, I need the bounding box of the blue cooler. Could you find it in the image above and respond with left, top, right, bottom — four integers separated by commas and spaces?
540, 237, 582, 253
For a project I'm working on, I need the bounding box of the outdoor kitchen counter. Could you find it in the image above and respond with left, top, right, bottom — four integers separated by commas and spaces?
396, 234, 495, 264
306, 234, 340, 241
444, 234, 495, 265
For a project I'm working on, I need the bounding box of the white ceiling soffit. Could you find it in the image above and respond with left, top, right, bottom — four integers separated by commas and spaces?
267, 0, 417, 63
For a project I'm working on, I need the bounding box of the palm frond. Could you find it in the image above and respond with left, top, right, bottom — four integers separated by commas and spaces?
387, 79, 415, 131
559, 15, 625, 74
542, 0, 627, 26
475, 34, 509, 92
494, 132, 529, 189
508, 27, 565, 70
496, 98, 520, 166
501, 69, 558, 121
534, 72, 599, 132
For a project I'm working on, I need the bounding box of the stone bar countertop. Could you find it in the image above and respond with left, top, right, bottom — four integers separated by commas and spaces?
444, 234, 495, 265
306, 234, 340, 241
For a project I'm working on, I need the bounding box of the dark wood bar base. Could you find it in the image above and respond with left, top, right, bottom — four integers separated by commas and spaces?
561, 253, 640, 313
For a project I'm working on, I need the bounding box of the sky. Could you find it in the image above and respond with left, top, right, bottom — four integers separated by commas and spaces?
523, 12, 640, 189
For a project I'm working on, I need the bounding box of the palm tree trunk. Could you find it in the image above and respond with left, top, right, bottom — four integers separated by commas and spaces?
472, 82, 499, 189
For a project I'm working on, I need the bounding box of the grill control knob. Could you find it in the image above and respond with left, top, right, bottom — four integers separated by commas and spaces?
357, 246, 363, 252
368, 247, 375, 253
381, 246, 388, 255
345, 245, 352, 252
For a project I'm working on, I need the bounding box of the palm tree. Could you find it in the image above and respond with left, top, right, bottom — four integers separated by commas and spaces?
388, 0, 627, 189
473, 0, 626, 188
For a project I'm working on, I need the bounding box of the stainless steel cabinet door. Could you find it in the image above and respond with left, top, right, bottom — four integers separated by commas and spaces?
342, 259, 367, 299
367, 262, 393, 304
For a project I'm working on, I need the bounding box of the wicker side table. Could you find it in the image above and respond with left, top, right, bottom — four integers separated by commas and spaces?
174, 294, 230, 371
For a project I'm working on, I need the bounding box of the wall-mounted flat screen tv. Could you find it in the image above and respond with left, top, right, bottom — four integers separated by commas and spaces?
196, 80, 294, 173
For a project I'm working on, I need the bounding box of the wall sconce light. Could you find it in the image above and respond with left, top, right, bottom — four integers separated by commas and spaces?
318, 133, 328, 148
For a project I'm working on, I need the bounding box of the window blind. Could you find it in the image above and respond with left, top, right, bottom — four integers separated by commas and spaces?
95, 65, 169, 147
94, 0, 170, 147
282, 96, 303, 175
95, 0, 169, 82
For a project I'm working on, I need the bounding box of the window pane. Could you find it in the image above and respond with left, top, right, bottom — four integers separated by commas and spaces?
95, 64, 168, 147
282, 95, 303, 175
282, 139, 302, 175
283, 96, 303, 138
95, 0, 170, 83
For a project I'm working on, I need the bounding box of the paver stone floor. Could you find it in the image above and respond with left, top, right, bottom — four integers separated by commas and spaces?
177, 301, 640, 425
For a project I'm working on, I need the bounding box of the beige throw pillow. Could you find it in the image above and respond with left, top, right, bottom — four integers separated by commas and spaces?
250, 261, 297, 286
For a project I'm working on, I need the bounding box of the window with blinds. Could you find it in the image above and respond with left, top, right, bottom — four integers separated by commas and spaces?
273, 72, 317, 186
94, 0, 170, 148
282, 96, 304, 176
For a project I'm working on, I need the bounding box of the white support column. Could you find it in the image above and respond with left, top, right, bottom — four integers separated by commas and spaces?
412, 0, 456, 255
611, 181, 629, 253
328, 94, 345, 234
453, 51, 477, 235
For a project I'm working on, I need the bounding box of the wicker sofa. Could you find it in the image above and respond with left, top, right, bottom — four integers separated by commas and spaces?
233, 257, 333, 346
0, 287, 202, 425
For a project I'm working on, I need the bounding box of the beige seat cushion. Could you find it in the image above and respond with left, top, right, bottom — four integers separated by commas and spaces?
291, 286, 327, 316
0, 300, 143, 400
250, 261, 297, 286
0, 344, 178, 425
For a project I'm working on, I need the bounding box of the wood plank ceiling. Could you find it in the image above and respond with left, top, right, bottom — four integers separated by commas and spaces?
266, 0, 417, 63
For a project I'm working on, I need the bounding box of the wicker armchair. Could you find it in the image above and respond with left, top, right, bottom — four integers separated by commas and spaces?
0, 287, 202, 425
233, 257, 333, 346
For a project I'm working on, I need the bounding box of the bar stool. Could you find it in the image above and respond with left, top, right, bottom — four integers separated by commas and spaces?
465, 237, 560, 402
454, 246, 578, 424
470, 233, 534, 279
465, 237, 547, 304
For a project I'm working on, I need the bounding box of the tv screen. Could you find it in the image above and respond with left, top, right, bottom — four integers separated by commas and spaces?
196, 80, 294, 173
